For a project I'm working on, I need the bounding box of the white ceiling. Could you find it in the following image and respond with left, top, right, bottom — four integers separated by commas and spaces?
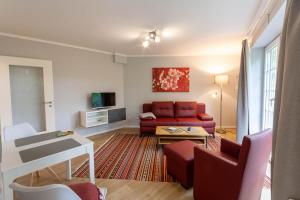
0, 0, 263, 56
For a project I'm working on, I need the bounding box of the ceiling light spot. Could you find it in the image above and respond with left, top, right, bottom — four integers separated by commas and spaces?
142, 40, 150, 48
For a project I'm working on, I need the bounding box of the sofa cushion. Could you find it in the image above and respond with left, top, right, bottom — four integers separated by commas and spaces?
197, 103, 206, 114
69, 182, 101, 200
152, 101, 174, 117
197, 113, 213, 121
140, 118, 178, 127
164, 140, 196, 163
143, 103, 152, 113
176, 118, 216, 128
175, 102, 197, 118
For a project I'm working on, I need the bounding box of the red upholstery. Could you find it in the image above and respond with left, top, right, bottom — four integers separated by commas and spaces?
69, 182, 100, 200
176, 118, 215, 127
220, 138, 241, 159
164, 140, 197, 188
140, 101, 216, 136
140, 118, 178, 126
197, 113, 213, 121
152, 101, 174, 117
193, 129, 272, 200
197, 103, 206, 114
174, 102, 197, 118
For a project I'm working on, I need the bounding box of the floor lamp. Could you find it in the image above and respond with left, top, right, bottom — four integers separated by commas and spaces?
214, 74, 229, 134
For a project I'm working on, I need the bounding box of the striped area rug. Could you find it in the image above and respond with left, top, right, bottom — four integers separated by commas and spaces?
73, 133, 220, 182
73, 132, 270, 190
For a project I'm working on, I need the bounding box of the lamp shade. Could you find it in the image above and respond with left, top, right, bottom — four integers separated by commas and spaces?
214, 74, 229, 86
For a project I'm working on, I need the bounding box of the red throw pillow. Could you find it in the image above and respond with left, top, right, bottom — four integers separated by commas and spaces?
69, 182, 101, 200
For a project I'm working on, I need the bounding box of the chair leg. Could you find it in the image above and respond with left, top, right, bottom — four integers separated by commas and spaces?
163, 155, 167, 182
35, 171, 40, 178
46, 167, 62, 182
30, 173, 34, 186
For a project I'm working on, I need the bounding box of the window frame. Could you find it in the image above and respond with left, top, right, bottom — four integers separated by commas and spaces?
262, 36, 280, 129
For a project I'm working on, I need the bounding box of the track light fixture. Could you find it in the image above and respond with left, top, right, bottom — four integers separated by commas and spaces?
142, 29, 160, 48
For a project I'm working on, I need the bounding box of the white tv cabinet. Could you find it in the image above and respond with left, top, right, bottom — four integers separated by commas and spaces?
80, 109, 109, 128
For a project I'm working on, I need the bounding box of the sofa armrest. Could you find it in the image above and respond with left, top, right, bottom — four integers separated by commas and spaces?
197, 113, 213, 121
194, 146, 239, 199
220, 138, 241, 159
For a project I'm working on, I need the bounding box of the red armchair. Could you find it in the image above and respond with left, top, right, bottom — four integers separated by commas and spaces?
193, 129, 272, 200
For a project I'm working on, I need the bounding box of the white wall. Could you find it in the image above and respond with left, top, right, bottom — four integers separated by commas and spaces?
124, 55, 240, 127
0, 36, 125, 136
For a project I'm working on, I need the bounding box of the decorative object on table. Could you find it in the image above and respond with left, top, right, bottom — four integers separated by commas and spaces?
214, 74, 229, 134
152, 67, 190, 92
56, 130, 74, 137
139, 112, 156, 120
164, 127, 181, 133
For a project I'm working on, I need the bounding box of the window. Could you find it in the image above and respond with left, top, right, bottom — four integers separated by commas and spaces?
263, 37, 280, 129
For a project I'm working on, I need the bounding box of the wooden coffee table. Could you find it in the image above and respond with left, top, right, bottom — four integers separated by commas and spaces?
155, 126, 210, 147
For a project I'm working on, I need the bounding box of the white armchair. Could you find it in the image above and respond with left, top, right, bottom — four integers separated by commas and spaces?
9, 182, 107, 200
10, 183, 81, 200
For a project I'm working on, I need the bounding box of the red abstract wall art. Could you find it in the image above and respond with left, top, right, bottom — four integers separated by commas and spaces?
152, 67, 190, 92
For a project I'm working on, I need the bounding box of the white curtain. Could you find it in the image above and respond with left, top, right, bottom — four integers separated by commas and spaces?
236, 39, 250, 144
272, 0, 300, 199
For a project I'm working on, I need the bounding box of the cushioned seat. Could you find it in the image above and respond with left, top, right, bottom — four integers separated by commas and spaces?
69, 182, 100, 200
164, 140, 197, 188
175, 118, 216, 127
140, 118, 178, 126
140, 101, 216, 136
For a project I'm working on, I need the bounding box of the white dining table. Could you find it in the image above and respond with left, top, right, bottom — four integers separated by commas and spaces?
0, 132, 95, 200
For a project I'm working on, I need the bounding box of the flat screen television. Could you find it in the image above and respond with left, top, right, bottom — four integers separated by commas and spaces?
91, 92, 116, 109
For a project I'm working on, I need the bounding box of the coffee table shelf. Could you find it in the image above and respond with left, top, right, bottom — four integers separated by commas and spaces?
155, 126, 209, 147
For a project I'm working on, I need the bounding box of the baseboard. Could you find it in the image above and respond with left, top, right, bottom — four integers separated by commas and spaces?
82, 124, 140, 138
83, 125, 127, 137
125, 125, 139, 128
82, 124, 236, 138
216, 125, 236, 129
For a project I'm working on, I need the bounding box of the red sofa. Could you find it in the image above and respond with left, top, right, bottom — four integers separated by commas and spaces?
140, 101, 216, 137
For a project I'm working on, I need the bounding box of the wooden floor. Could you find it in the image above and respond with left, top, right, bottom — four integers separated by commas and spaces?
15, 128, 236, 200
218, 128, 237, 141
15, 128, 195, 200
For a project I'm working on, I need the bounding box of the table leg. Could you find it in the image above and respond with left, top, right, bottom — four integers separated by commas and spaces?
163, 155, 167, 182
2, 174, 14, 200
206, 136, 208, 148
66, 159, 72, 181
88, 145, 95, 184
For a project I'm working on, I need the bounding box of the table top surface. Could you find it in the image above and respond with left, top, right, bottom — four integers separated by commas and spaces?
155, 126, 209, 137
1, 132, 93, 172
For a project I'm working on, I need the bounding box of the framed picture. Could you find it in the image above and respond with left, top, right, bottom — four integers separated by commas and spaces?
152, 67, 190, 92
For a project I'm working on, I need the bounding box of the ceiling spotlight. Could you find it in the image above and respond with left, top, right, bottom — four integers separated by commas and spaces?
149, 31, 156, 39
154, 36, 160, 43
142, 29, 161, 48
142, 40, 150, 48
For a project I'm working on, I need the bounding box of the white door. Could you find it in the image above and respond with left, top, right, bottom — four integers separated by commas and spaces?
0, 56, 55, 137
